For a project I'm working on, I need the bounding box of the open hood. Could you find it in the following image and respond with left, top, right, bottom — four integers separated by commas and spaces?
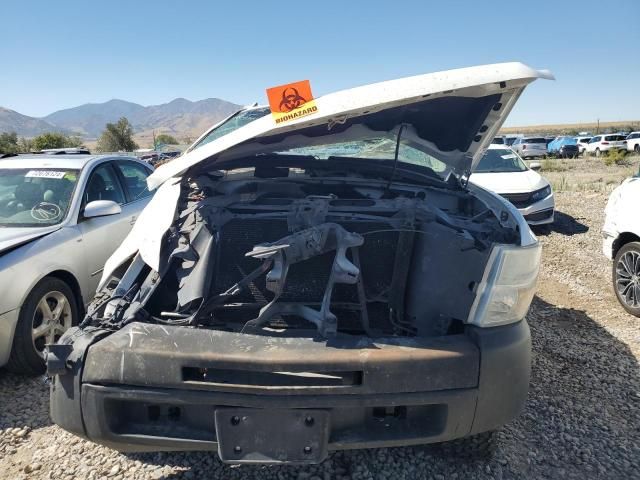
148, 62, 553, 189
100, 62, 552, 288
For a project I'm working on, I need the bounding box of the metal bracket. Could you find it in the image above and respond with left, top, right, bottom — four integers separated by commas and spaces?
243, 223, 364, 337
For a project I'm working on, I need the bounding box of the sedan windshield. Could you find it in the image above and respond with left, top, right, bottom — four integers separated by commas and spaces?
0, 168, 79, 227
474, 149, 527, 173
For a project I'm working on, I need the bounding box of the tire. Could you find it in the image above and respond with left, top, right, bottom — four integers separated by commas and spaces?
613, 242, 640, 317
595, 148, 601, 158
635, 144, 639, 154
435, 430, 497, 460
6, 277, 79, 375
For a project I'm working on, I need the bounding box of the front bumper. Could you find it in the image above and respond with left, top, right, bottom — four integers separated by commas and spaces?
0, 308, 20, 367
520, 150, 546, 158
602, 230, 616, 259
512, 194, 555, 225
50, 321, 531, 463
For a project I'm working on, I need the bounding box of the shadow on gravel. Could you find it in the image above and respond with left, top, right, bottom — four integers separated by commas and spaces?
533, 210, 589, 237
0, 369, 51, 431
503, 296, 640, 479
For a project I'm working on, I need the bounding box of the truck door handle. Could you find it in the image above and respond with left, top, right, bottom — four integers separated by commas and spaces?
130, 216, 137, 225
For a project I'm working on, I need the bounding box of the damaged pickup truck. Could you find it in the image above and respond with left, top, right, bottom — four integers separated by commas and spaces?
49, 62, 551, 464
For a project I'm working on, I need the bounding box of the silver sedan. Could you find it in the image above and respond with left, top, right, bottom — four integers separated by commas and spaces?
0, 154, 154, 374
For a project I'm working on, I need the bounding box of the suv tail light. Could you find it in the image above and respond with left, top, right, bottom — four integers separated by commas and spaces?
602, 141, 610, 145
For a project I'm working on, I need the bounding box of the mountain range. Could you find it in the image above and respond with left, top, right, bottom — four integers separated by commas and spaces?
0, 97, 243, 141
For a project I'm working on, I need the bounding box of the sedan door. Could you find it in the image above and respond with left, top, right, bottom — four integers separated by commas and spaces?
76, 162, 133, 296
112, 159, 154, 226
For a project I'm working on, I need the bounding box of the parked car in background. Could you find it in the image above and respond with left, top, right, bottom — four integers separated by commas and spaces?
547, 136, 579, 158
491, 136, 506, 145
505, 136, 519, 146
603, 176, 640, 316
625, 132, 640, 154
0, 154, 154, 374
544, 136, 555, 146
574, 136, 592, 156
49, 62, 552, 462
586, 134, 627, 157
511, 137, 548, 159
470, 145, 554, 225
39, 148, 91, 155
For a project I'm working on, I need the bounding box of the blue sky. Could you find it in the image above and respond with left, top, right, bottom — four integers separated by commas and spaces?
1, 0, 638, 126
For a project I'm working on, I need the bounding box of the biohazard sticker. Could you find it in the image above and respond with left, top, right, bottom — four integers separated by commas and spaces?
266, 80, 318, 124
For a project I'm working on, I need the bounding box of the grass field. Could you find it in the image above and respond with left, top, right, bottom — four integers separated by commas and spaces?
532, 153, 640, 193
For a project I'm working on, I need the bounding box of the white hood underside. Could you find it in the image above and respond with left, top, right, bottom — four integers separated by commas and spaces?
99, 62, 553, 287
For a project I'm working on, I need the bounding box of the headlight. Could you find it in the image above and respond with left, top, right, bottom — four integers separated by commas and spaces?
530, 185, 551, 202
467, 243, 541, 327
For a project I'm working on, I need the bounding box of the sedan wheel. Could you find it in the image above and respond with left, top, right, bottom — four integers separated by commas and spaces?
595, 148, 601, 158
31, 291, 73, 357
635, 144, 640, 154
6, 277, 79, 375
613, 242, 640, 317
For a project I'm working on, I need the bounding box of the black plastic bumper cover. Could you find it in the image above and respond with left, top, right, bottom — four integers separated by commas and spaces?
50, 320, 531, 457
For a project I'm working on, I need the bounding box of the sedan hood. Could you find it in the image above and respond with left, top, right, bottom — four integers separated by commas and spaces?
148, 62, 553, 189
468, 169, 548, 194
0, 225, 61, 256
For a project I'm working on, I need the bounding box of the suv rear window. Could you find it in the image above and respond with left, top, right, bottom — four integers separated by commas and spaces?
604, 135, 625, 141
525, 138, 546, 143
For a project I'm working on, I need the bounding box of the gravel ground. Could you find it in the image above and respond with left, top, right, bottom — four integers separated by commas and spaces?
1, 188, 639, 480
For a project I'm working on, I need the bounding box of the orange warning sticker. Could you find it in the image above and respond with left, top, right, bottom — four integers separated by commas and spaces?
266, 80, 318, 124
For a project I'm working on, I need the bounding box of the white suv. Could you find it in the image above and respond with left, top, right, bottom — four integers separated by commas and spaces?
511, 137, 548, 159
603, 177, 640, 316
625, 132, 640, 154
575, 136, 592, 156
586, 134, 627, 157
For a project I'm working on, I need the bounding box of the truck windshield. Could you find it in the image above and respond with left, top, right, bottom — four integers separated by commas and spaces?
276, 137, 449, 178
0, 168, 79, 227
190, 107, 271, 151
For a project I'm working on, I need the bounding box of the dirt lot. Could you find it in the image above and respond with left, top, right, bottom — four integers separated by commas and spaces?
1, 157, 639, 480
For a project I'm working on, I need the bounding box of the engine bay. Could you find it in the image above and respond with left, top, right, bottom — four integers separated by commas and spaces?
86, 166, 519, 339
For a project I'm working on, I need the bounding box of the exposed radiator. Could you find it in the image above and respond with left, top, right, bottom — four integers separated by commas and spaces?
211, 218, 399, 332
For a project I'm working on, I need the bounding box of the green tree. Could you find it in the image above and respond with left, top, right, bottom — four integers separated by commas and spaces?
32, 132, 83, 150
96, 117, 138, 152
17, 137, 33, 153
155, 133, 178, 146
0, 132, 19, 154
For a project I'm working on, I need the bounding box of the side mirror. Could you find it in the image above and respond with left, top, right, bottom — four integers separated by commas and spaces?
530, 162, 542, 171
83, 200, 121, 218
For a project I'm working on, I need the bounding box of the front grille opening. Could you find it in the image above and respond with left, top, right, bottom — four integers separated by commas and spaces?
183, 367, 363, 387
147, 405, 160, 421
168, 406, 182, 421
107, 400, 213, 441
372, 406, 407, 419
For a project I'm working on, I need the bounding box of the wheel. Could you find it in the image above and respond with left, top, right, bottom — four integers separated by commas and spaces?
613, 242, 640, 317
595, 148, 601, 158
435, 430, 497, 460
635, 144, 639, 154
6, 277, 78, 375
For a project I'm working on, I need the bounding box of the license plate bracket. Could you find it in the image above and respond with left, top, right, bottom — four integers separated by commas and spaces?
214, 408, 329, 464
